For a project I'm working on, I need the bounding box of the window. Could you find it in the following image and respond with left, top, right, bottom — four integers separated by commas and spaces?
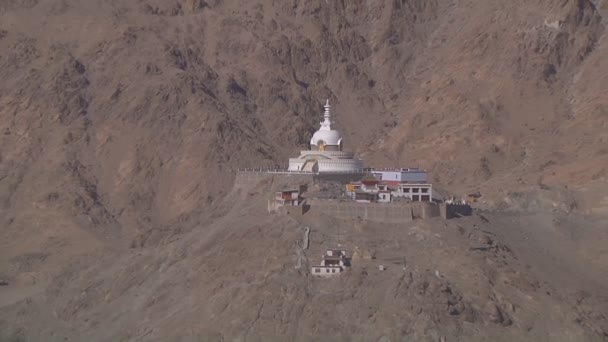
315, 268, 320, 273
413, 195, 420, 201
332, 269, 336, 273
413, 188, 420, 193
422, 188, 429, 193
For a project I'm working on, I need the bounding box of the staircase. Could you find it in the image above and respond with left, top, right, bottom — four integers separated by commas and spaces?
301, 160, 317, 172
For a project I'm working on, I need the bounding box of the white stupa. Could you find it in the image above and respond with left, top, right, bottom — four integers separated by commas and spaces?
288, 100, 364, 173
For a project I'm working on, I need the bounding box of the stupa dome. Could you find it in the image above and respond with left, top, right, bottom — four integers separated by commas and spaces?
311, 129, 342, 146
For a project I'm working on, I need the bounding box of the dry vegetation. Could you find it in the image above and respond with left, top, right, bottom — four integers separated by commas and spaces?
1, 0, 607, 340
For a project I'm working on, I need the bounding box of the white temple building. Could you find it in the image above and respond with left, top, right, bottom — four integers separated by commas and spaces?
288, 100, 364, 173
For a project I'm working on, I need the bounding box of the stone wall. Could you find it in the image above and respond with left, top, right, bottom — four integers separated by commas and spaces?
307, 199, 414, 223
268, 200, 309, 215
411, 202, 441, 220
440, 203, 473, 219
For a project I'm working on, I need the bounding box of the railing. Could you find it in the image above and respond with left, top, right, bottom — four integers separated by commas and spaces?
237, 165, 288, 172
314, 168, 373, 174
371, 167, 424, 172
237, 167, 374, 174
237, 166, 430, 174
237, 168, 313, 174
297, 150, 356, 158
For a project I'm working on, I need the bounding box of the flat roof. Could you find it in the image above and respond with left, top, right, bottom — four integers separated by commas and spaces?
354, 189, 377, 194
323, 255, 345, 260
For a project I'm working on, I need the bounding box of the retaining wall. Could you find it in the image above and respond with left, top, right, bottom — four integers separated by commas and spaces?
440, 203, 473, 219
307, 199, 414, 223
411, 202, 441, 220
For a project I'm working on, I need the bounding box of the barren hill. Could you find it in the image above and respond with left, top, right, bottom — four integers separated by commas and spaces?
1, 0, 607, 341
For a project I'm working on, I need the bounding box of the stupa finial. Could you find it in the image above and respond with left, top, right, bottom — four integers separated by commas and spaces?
323, 99, 331, 125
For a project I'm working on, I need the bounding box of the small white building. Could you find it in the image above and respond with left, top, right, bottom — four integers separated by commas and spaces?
346, 178, 432, 203
378, 190, 391, 203
275, 189, 301, 206
268, 187, 307, 213
346, 179, 391, 203
391, 183, 433, 202
325, 249, 347, 258
371, 168, 428, 183
312, 249, 349, 276
312, 265, 343, 275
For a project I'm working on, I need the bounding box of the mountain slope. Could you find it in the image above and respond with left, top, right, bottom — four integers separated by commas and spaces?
0, 0, 607, 340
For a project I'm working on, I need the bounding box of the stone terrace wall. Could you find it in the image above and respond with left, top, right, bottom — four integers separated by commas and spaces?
308, 199, 414, 223
440, 203, 473, 219
411, 202, 441, 220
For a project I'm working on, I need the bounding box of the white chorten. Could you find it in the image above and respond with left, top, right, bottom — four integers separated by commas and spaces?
288, 100, 364, 173
310, 100, 342, 148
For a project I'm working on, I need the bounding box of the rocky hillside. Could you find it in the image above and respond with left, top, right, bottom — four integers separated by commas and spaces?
0, 0, 607, 340
1, 175, 607, 341
1, 0, 607, 234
